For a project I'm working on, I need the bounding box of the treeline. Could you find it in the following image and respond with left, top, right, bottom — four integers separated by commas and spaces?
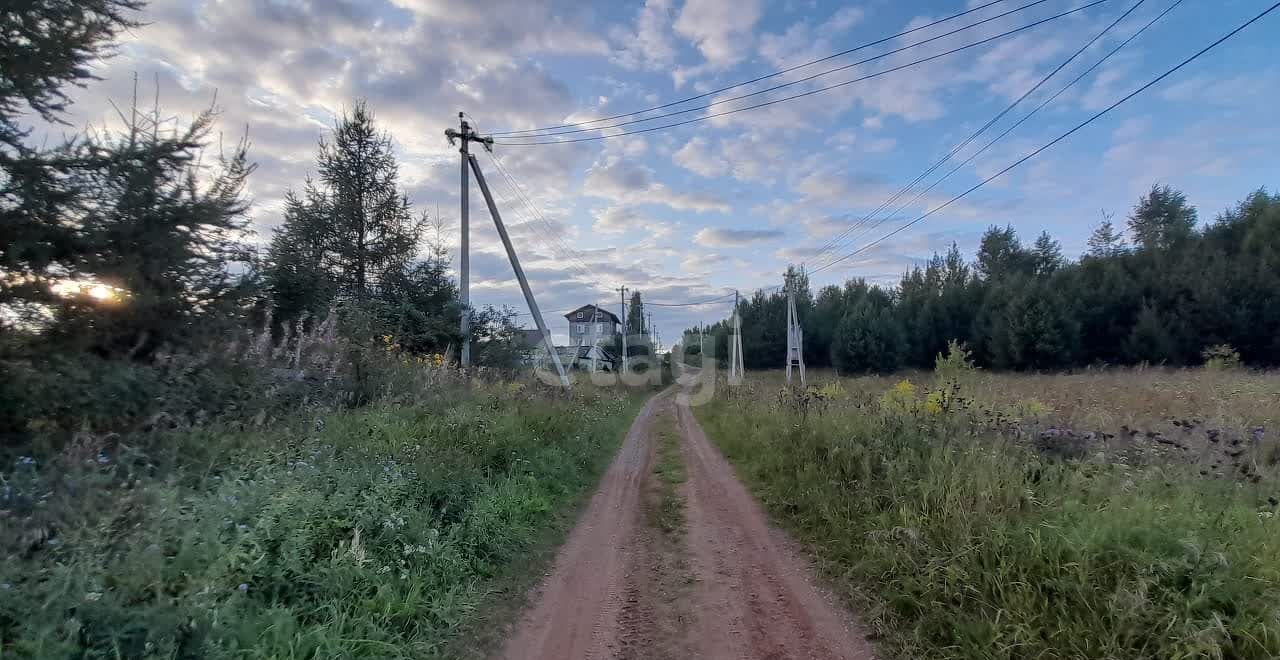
0, 1, 512, 440
693, 185, 1280, 372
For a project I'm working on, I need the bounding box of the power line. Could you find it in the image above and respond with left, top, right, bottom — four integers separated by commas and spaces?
481, 149, 607, 289
645, 292, 738, 307
813, 0, 1185, 270
491, 0, 1021, 137
807, 0, 1155, 266
513, 292, 735, 318
499, 0, 1064, 140
462, 113, 597, 282
810, 1, 1280, 276
493, 0, 1114, 147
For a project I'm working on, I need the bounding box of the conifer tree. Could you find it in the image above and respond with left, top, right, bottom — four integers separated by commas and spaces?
1129, 184, 1197, 250
1087, 214, 1127, 257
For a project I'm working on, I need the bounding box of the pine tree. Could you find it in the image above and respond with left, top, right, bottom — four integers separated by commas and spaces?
265, 102, 425, 316
626, 291, 646, 338
831, 295, 901, 374
1129, 184, 1197, 250
318, 103, 423, 301
1086, 214, 1127, 257
976, 225, 1032, 280
1032, 231, 1064, 276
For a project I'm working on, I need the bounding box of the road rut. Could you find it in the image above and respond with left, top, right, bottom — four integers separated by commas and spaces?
497, 388, 877, 660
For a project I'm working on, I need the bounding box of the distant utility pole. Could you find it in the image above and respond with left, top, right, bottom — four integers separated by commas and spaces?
590, 302, 599, 373
729, 290, 744, 385
446, 113, 569, 387
618, 286, 628, 372
785, 282, 806, 386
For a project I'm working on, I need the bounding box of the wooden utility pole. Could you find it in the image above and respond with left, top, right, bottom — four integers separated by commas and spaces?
448, 117, 568, 386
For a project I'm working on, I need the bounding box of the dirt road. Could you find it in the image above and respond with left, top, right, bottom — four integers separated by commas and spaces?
497, 389, 878, 660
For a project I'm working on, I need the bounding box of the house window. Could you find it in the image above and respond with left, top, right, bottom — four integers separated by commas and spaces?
597, 323, 605, 333
576, 311, 584, 319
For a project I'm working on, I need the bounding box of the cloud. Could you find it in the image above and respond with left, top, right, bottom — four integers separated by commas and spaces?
681, 252, 730, 274
694, 227, 784, 247
674, 0, 764, 69
591, 206, 673, 237
610, 0, 679, 71
672, 137, 727, 178
583, 155, 731, 212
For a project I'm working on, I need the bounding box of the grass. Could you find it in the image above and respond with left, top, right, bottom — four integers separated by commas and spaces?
650, 410, 688, 538
1, 380, 647, 659
696, 366, 1280, 659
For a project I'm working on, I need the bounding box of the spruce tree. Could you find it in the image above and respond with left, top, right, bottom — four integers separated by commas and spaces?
1086, 215, 1127, 257
1032, 232, 1064, 276
1, 0, 142, 318
56, 109, 256, 357
265, 102, 425, 316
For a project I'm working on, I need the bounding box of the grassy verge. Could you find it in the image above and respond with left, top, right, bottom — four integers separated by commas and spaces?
1, 383, 647, 659
650, 410, 687, 538
695, 370, 1280, 659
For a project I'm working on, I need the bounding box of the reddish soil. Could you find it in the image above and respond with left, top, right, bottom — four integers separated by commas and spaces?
496, 389, 877, 660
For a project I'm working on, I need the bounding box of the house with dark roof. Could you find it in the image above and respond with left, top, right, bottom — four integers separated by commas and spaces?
564, 304, 620, 348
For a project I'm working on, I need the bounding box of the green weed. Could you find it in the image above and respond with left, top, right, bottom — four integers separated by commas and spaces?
0, 386, 644, 658
696, 370, 1280, 659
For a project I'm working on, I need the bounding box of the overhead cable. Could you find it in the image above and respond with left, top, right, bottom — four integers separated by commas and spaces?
493, 0, 1114, 146
809, 2, 1280, 275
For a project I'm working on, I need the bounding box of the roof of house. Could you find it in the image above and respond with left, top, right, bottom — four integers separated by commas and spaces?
563, 304, 620, 325
554, 345, 618, 363
513, 328, 548, 349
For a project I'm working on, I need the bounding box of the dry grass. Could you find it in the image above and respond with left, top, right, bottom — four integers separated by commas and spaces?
698, 365, 1280, 658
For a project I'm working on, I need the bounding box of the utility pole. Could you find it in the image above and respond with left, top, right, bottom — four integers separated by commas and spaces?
447, 117, 569, 387
449, 113, 473, 368
618, 286, 628, 373
590, 303, 599, 373
729, 289, 744, 385
785, 281, 807, 386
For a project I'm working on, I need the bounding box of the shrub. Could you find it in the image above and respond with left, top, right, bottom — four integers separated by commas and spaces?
0, 384, 642, 657
933, 339, 976, 385
1203, 343, 1243, 370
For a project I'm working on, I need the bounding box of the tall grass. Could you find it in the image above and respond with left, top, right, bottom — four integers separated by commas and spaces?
1, 381, 644, 658
697, 368, 1280, 659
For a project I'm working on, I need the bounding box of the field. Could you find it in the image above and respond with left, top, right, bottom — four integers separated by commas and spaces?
694, 360, 1280, 659
1, 379, 646, 659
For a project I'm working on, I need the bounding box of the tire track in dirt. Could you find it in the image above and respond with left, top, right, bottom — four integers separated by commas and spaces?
498, 388, 681, 660
676, 396, 878, 660
497, 387, 877, 659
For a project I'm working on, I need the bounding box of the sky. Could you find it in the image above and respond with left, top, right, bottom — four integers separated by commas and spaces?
41, 0, 1280, 346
